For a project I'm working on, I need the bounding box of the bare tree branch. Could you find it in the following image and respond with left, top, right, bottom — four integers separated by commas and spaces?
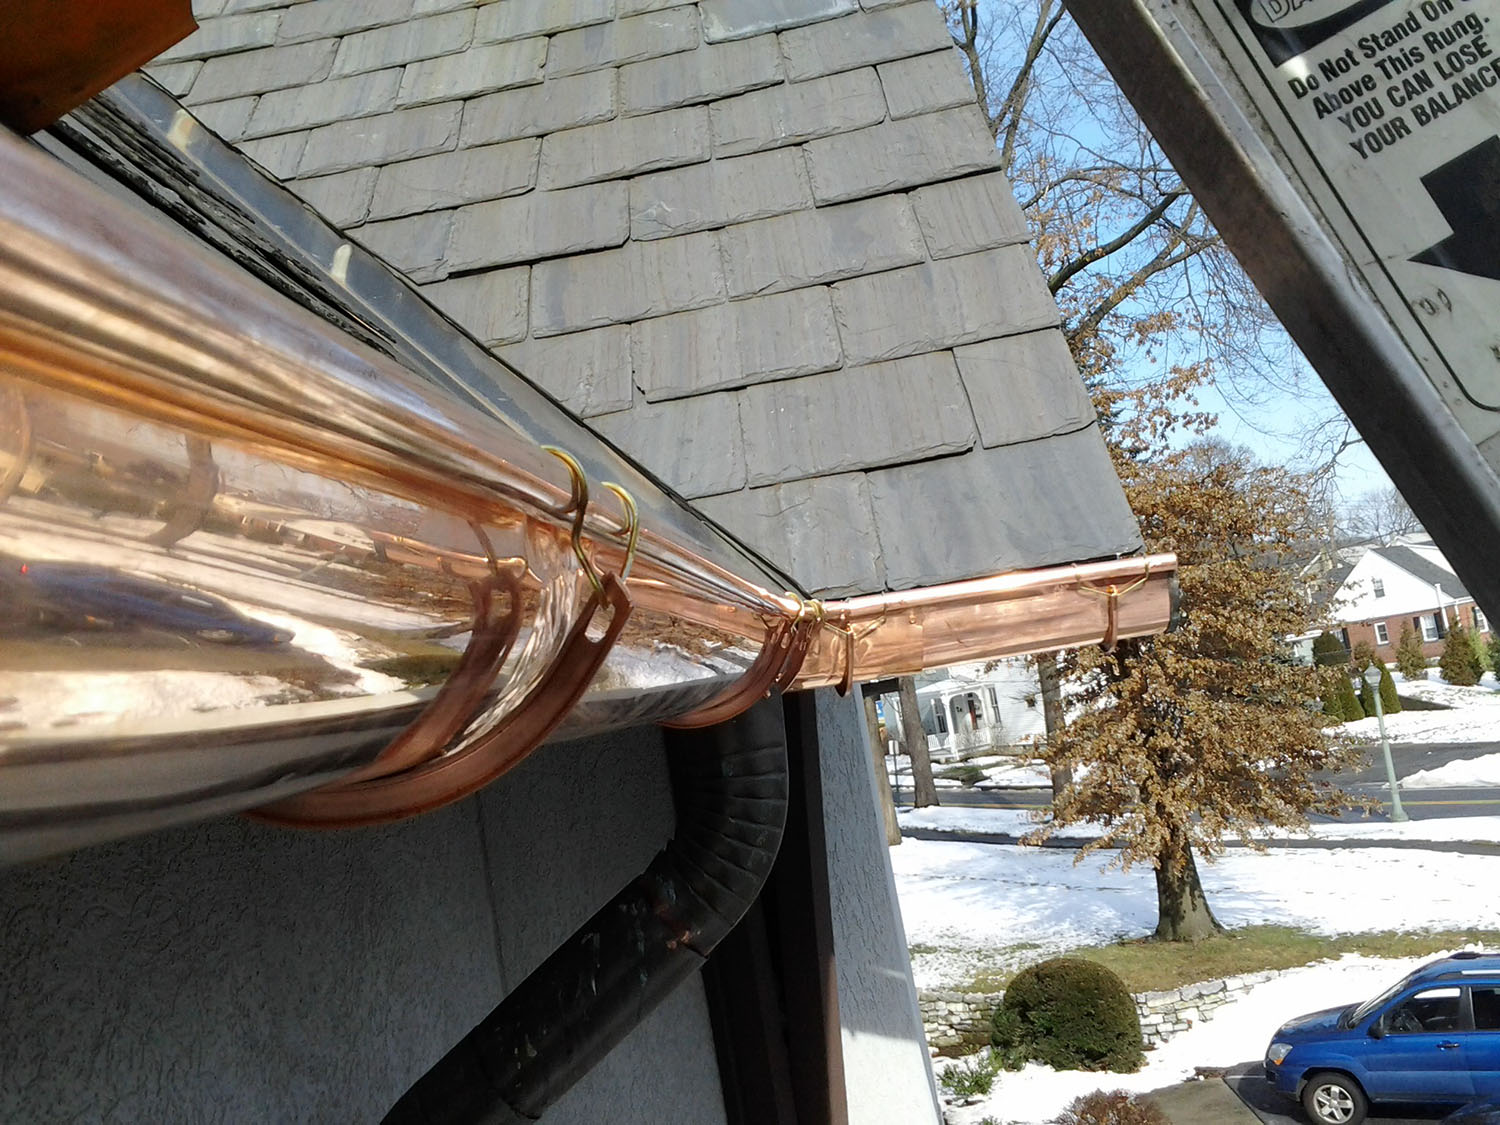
1048, 188, 1184, 294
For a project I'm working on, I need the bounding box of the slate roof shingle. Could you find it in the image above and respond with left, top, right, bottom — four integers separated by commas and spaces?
148, 0, 1142, 597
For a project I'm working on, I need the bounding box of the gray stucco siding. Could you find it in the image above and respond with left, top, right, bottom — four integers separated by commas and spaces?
1, 726, 730, 1125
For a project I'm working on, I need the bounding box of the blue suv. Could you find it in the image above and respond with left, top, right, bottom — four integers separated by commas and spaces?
1265, 952, 1500, 1124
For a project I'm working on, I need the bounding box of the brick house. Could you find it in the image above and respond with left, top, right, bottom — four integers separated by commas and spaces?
1320, 541, 1489, 663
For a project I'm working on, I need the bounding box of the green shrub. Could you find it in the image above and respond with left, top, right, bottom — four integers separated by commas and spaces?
1335, 671, 1364, 722
1472, 628, 1491, 674
1318, 670, 1344, 725
1357, 674, 1376, 718
1489, 632, 1500, 676
1052, 1090, 1170, 1125
1395, 623, 1427, 680
1377, 660, 1401, 715
992, 957, 1144, 1073
1440, 624, 1483, 686
1311, 631, 1347, 667
939, 1049, 1002, 1096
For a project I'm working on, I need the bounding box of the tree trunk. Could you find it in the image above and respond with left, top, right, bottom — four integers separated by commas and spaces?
1037, 653, 1072, 795
896, 677, 938, 808
1153, 822, 1222, 941
863, 693, 901, 846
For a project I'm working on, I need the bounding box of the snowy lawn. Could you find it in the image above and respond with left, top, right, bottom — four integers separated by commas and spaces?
1341, 670, 1500, 745
1400, 751, 1500, 789
893, 838, 1500, 993
899, 834, 1500, 1122
889, 753, 1052, 791
936, 952, 1470, 1125
899, 804, 1500, 845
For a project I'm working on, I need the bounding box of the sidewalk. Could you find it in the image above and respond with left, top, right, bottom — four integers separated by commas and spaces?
1144, 1077, 1262, 1124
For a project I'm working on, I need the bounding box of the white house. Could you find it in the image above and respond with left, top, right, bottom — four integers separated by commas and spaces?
914, 658, 1048, 759
1316, 539, 1488, 661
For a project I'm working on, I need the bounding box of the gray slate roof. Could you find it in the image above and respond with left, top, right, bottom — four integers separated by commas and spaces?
147, 0, 1142, 597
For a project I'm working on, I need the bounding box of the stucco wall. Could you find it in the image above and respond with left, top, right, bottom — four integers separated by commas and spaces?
0, 726, 727, 1124
815, 690, 944, 1124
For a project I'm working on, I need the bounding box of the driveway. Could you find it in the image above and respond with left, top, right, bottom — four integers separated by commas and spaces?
1224, 1062, 1456, 1125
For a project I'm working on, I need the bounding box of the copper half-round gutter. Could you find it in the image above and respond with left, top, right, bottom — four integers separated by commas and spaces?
0, 109, 1176, 864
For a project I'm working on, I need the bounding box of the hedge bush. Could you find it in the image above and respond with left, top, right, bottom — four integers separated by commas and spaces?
1311, 631, 1347, 667
1441, 624, 1483, 686
1395, 623, 1427, 680
1331, 670, 1364, 722
938, 1049, 1002, 1097
992, 957, 1143, 1073
1377, 660, 1401, 714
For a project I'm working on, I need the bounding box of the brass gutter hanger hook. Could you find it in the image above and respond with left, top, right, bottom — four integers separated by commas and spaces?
542, 444, 604, 597
1079, 562, 1153, 654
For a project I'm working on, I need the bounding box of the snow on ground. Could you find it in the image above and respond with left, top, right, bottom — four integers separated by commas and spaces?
1340, 671, 1500, 745
902, 674, 1500, 1122
1401, 751, 1500, 789
1394, 670, 1500, 706
1342, 701, 1500, 744
889, 753, 1053, 792
892, 837, 1500, 992
938, 952, 1467, 1125
899, 804, 1500, 844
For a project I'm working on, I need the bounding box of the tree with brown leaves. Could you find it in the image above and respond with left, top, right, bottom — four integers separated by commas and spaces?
1032, 415, 1363, 940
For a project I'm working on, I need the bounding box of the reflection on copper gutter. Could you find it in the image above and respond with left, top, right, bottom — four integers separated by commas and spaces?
0, 118, 1177, 862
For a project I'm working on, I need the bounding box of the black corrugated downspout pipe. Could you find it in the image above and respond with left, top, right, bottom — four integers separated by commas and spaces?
382, 696, 790, 1124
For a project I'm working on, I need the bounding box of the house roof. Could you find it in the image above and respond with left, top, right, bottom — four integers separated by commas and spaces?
1374, 545, 1470, 601
1310, 561, 1354, 606
138, 0, 1143, 597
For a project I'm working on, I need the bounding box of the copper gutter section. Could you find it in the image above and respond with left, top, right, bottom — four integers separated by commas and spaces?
0, 116, 1177, 862
0, 122, 791, 858
791, 555, 1179, 692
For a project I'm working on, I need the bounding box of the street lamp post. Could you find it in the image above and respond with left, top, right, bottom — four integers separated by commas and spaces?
1363, 663, 1407, 822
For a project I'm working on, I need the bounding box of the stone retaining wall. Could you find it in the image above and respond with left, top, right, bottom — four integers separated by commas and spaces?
920, 968, 1283, 1055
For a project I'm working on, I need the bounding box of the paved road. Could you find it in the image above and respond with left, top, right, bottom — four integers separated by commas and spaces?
920, 740, 1500, 822
1223, 1062, 1456, 1125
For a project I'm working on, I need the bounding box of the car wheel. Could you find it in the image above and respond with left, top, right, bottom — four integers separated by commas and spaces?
1301, 1072, 1368, 1125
